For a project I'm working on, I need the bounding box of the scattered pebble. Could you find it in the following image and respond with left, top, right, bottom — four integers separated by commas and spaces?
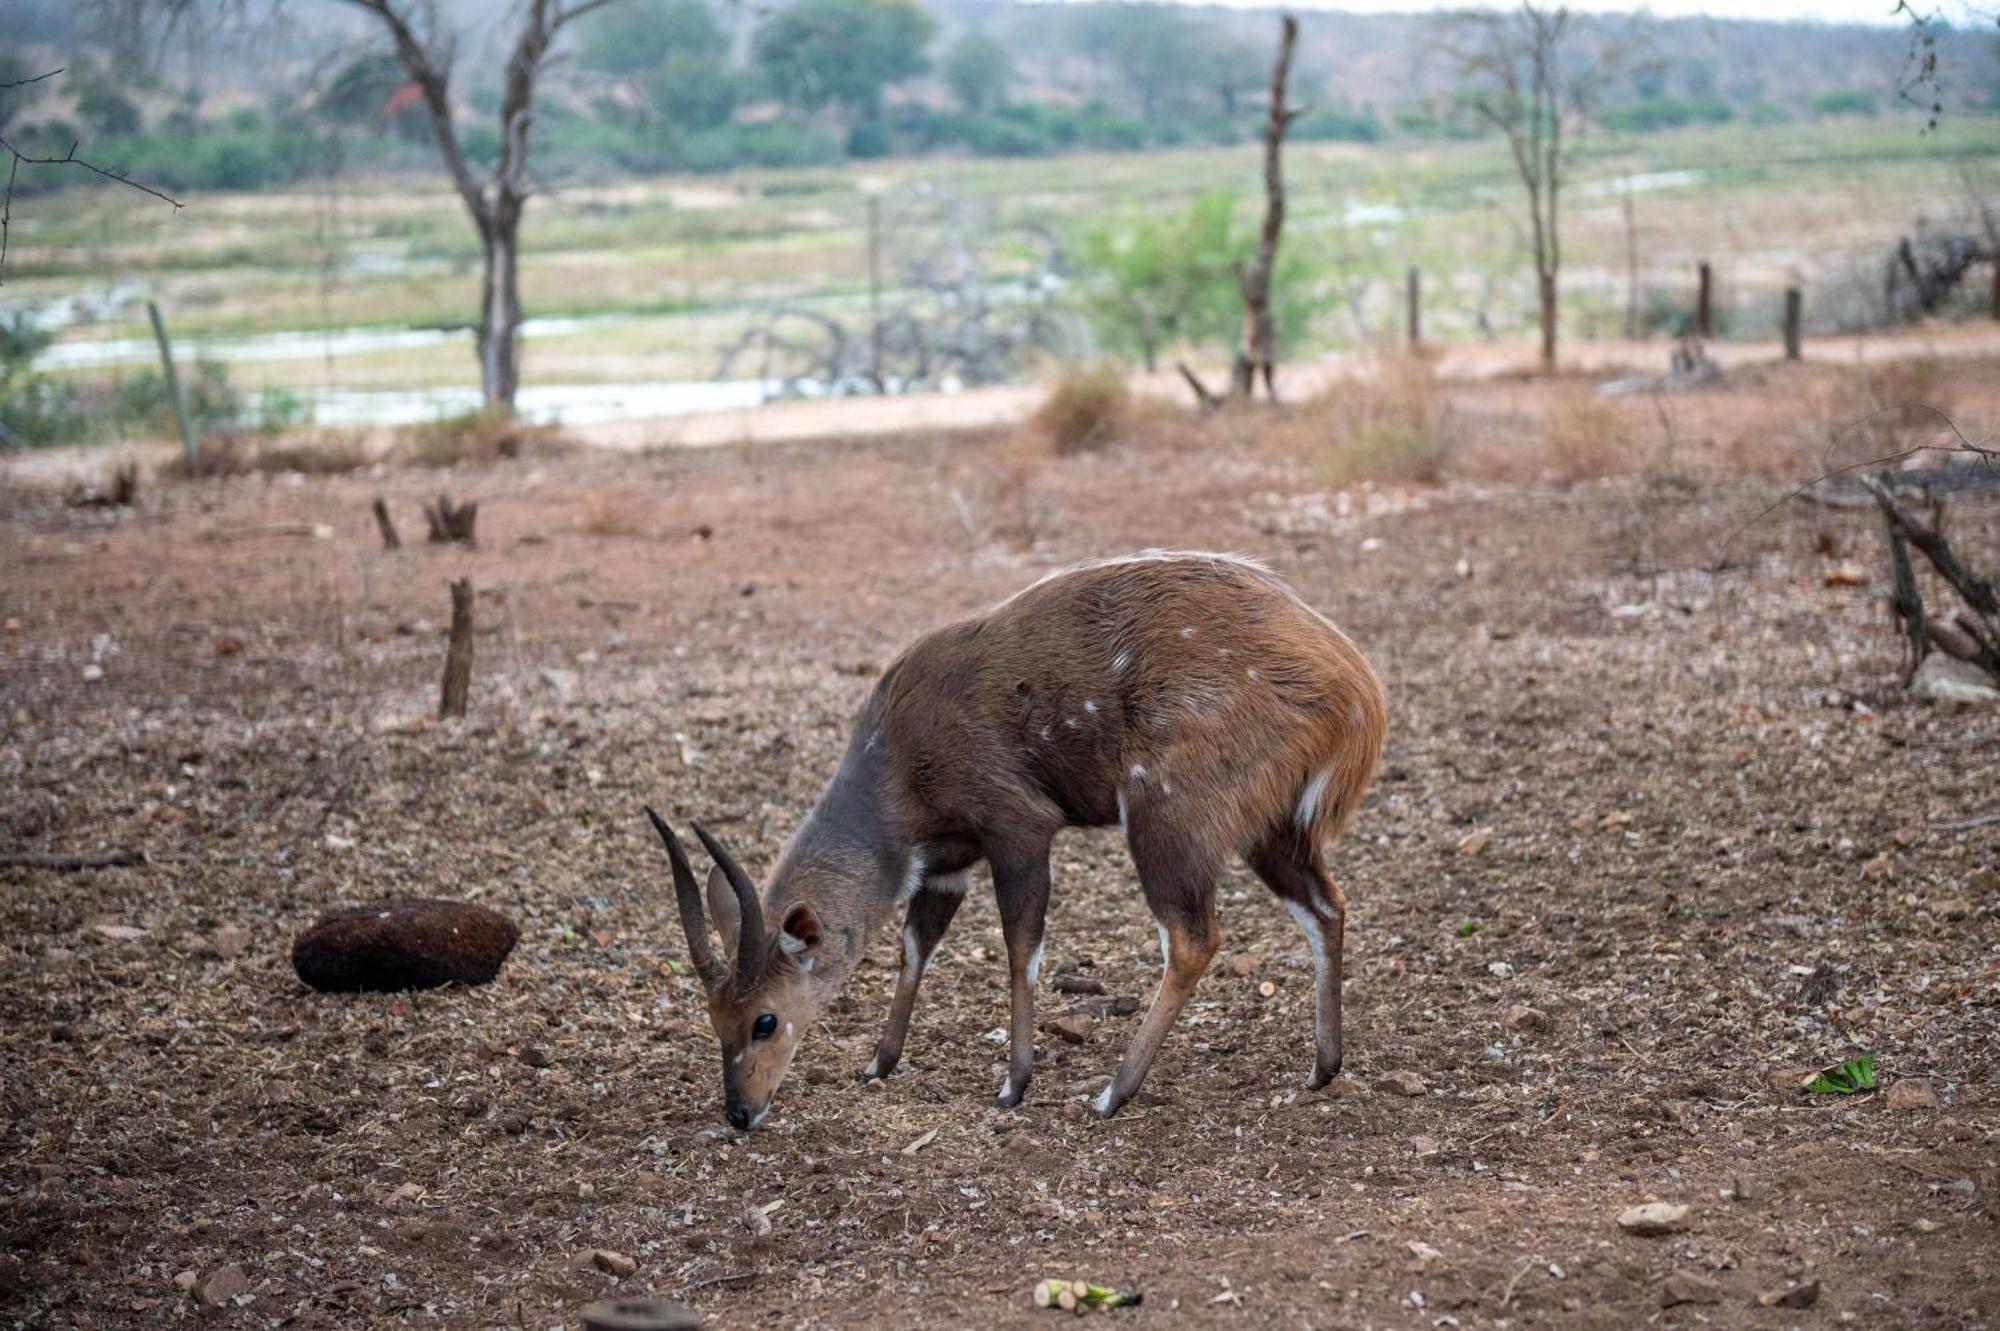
198, 1263, 251, 1307
1376, 1071, 1427, 1098
1660, 1270, 1721, 1306
1884, 1080, 1939, 1111
1226, 952, 1259, 978
1616, 1202, 1691, 1236
1045, 1015, 1093, 1045
590, 1249, 638, 1278
1757, 1280, 1821, 1309
1456, 827, 1494, 856
1502, 1004, 1550, 1032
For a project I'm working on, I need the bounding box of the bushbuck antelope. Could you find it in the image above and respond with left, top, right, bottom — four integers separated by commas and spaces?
647, 551, 1385, 1128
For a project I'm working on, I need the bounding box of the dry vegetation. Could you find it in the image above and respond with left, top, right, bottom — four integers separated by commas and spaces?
1029, 362, 1132, 456
3, 348, 1997, 1331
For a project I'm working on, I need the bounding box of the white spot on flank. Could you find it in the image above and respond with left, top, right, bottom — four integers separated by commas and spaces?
1111, 650, 1130, 674
1094, 1085, 1116, 1115
1247, 667, 1261, 681
1217, 647, 1232, 657
1179, 626, 1196, 638
1130, 764, 1147, 781
1084, 700, 1099, 714
1295, 768, 1333, 832
1064, 717, 1079, 729
1039, 725, 1052, 741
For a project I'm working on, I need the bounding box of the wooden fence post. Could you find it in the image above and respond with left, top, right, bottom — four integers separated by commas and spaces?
1406, 266, 1421, 349
1695, 262, 1713, 339
146, 301, 199, 470
1783, 287, 1802, 361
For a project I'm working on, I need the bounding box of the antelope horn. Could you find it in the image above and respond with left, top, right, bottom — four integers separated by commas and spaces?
692, 822, 765, 990
644, 806, 728, 992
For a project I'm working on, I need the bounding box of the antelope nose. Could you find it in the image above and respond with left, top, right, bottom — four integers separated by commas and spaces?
726, 1102, 751, 1130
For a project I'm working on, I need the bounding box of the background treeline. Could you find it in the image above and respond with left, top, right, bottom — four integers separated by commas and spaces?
2, 0, 1996, 193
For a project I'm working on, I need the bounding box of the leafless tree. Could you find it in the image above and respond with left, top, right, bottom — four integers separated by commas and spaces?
0, 67, 183, 286
1437, 3, 1624, 371
338, 0, 623, 412
1230, 14, 1299, 403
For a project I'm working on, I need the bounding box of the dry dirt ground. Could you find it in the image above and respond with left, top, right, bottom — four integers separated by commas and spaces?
2, 370, 1998, 1331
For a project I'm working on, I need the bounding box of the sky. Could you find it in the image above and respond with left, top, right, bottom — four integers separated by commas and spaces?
1198, 0, 1920, 22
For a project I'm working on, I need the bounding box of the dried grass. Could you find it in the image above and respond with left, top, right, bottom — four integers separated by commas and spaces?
1028, 362, 1130, 457
164, 431, 371, 479
1296, 350, 1455, 487
392, 409, 567, 468
578, 491, 650, 538
1542, 381, 1633, 483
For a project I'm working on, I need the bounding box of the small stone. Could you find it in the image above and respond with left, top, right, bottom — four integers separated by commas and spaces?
172, 1270, 198, 1293
1968, 867, 2000, 895
1731, 1174, 1765, 1203
1045, 1015, 1093, 1045
1758, 1280, 1821, 1309
1616, 1202, 1691, 1236
590, 1249, 638, 1278
1885, 1079, 1939, 1111
1502, 1004, 1550, 1032
520, 1047, 551, 1069
741, 1203, 773, 1245
1912, 1218, 1941, 1234
198, 1263, 251, 1307
1376, 1071, 1427, 1098
1406, 1239, 1442, 1265
1910, 653, 2000, 706
1410, 1135, 1441, 1159
1861, 852, 1895, 880
81, 663, 105, 682
89, 923, 147, 942
1456, 827, 1494, 856
1257, 979, 1277, 998
1226, 952, 1259, 978
502, 1114, 531, 1135
1660, 1270, 1721, 1306
209, 926, 252, 961
1929, 897, 1970, 921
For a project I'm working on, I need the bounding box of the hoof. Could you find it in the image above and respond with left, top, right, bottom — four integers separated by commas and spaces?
1092, 1084, 1125, 1119
859, 1055, 892, 1083
1308, 1053, 1342, 1090
996, 1073, 1028, 1108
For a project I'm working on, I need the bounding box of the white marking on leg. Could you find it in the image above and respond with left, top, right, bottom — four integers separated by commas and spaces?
1026, 942, 1044, 987
1116, 790, 1128, 830
1093, 1084, 1116, 1115
1294, 768, 1333, 832
863, 1058, 881, 1079
999, 1075, 1015, 1103
1283, 899, 1333, 1004
895, 851, 927, 907
1155, 923, 1171, 968
902, 927, 923, 979
930, 871, 970, 896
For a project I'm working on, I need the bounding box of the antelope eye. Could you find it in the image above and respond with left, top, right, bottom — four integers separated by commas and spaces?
752, 1013, 779, 1040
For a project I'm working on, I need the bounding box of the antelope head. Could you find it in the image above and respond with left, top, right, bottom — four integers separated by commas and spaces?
645, 808, 827, 1130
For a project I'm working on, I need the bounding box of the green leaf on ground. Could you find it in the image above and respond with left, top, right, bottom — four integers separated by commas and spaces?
1805, 1055, 1875, 1095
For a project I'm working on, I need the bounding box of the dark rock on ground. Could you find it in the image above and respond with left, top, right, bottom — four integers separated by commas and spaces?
291, 898, 518, 993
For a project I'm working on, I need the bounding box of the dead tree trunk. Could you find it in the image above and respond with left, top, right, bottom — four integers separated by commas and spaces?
1880, 496, 1927, 682
439, 578, 474, 720
1860, 474, 2000, 681
1783, 287, 1802, 361
1406, 266, 1421, 348
1695, 261, 1713, 339
372, 497, 402, 550
1230, 14, 1300, 404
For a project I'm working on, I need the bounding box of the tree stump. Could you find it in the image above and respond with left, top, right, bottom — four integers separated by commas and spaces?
372, 497, 401, 550
439, 578, 474, 719
424, 493, 478, 544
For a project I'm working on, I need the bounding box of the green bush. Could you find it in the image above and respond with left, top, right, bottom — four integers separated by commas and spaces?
1810, 89, 1879, 118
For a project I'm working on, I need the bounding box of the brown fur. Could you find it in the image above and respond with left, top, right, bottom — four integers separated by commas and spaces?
657, 550, 1387, 1127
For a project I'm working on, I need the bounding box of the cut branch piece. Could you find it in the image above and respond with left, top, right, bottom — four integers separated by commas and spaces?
1176, 361, 1224, 414
439, 577, 474, 720
1861, 474, 2000, 681
0, 848, 147, 871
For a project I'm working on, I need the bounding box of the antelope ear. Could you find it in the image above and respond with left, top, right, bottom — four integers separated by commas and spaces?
706, 862, 742, 962
778, 903, 823, 970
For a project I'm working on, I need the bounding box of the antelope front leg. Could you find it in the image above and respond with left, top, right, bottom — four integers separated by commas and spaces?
990, 846, 1053, 1108
862, 874, 967, 1081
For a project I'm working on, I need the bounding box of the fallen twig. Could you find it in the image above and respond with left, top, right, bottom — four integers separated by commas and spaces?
0, 848, 147, 870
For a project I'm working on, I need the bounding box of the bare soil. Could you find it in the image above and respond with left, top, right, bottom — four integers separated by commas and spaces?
3, 379, 1997, 1330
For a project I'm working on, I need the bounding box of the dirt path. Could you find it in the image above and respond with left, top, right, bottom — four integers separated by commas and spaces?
1, 413, 1996, 1329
